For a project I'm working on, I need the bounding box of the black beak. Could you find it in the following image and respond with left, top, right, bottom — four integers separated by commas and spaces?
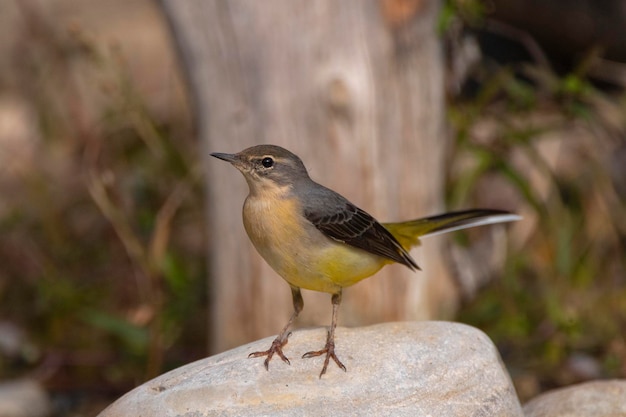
210, 152, 238, 163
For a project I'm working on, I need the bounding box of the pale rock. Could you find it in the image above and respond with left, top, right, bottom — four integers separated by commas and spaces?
99, 321, 522, 416
523, 379, 626, 417
0, 379, 51, 417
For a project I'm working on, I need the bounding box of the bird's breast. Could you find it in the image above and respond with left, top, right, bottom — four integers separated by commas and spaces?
243, 195, 306, 263
242, 194, 385, 293
243, 195, 324, 286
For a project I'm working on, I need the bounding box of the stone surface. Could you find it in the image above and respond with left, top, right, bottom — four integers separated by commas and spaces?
0, 379, 51, 417
99, 321, 523, 417
523, 379, 626, 417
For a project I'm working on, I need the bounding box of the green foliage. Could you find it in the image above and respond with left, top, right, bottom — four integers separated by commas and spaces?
0, 7, 205, 391
447, 51, 626, 398
81, 309, 149, 356
439, 0, 487, 33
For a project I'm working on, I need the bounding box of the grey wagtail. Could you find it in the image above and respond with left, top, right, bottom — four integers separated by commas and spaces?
211, 144, 520, 377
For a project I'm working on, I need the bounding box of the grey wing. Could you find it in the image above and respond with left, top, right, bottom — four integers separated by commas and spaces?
304, 200, 419, 271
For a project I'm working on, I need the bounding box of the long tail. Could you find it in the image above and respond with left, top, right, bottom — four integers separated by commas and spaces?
383, 209, 521, 251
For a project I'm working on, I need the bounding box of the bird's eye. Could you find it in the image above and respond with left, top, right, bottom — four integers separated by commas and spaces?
261, 157, 274, 168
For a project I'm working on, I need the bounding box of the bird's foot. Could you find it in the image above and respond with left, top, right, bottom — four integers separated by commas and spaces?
248, 333, 291, 370
302, 332, 346, 377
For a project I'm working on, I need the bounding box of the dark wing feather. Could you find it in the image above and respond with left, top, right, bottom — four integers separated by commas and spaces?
305, 202, 419, 270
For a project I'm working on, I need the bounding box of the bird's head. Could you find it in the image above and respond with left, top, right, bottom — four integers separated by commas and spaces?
211, 144, 311, 195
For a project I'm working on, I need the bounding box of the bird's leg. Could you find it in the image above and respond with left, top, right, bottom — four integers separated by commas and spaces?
249, 286, 303, 370
302, 290, 346, 377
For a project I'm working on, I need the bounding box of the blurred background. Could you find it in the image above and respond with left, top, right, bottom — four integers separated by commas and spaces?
1, 0, 625, 415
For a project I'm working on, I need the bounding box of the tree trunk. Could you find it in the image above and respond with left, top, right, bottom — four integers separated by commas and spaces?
160, 0, 454, 353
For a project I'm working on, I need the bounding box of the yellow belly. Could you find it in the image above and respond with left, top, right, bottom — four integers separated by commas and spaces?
243, 195, 387, 293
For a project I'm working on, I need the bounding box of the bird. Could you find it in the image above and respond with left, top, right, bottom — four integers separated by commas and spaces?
211, 144, 520, 377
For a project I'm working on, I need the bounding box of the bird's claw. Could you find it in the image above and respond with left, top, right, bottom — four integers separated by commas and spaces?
249, 336, 291, 369
302, 334, 346, 377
